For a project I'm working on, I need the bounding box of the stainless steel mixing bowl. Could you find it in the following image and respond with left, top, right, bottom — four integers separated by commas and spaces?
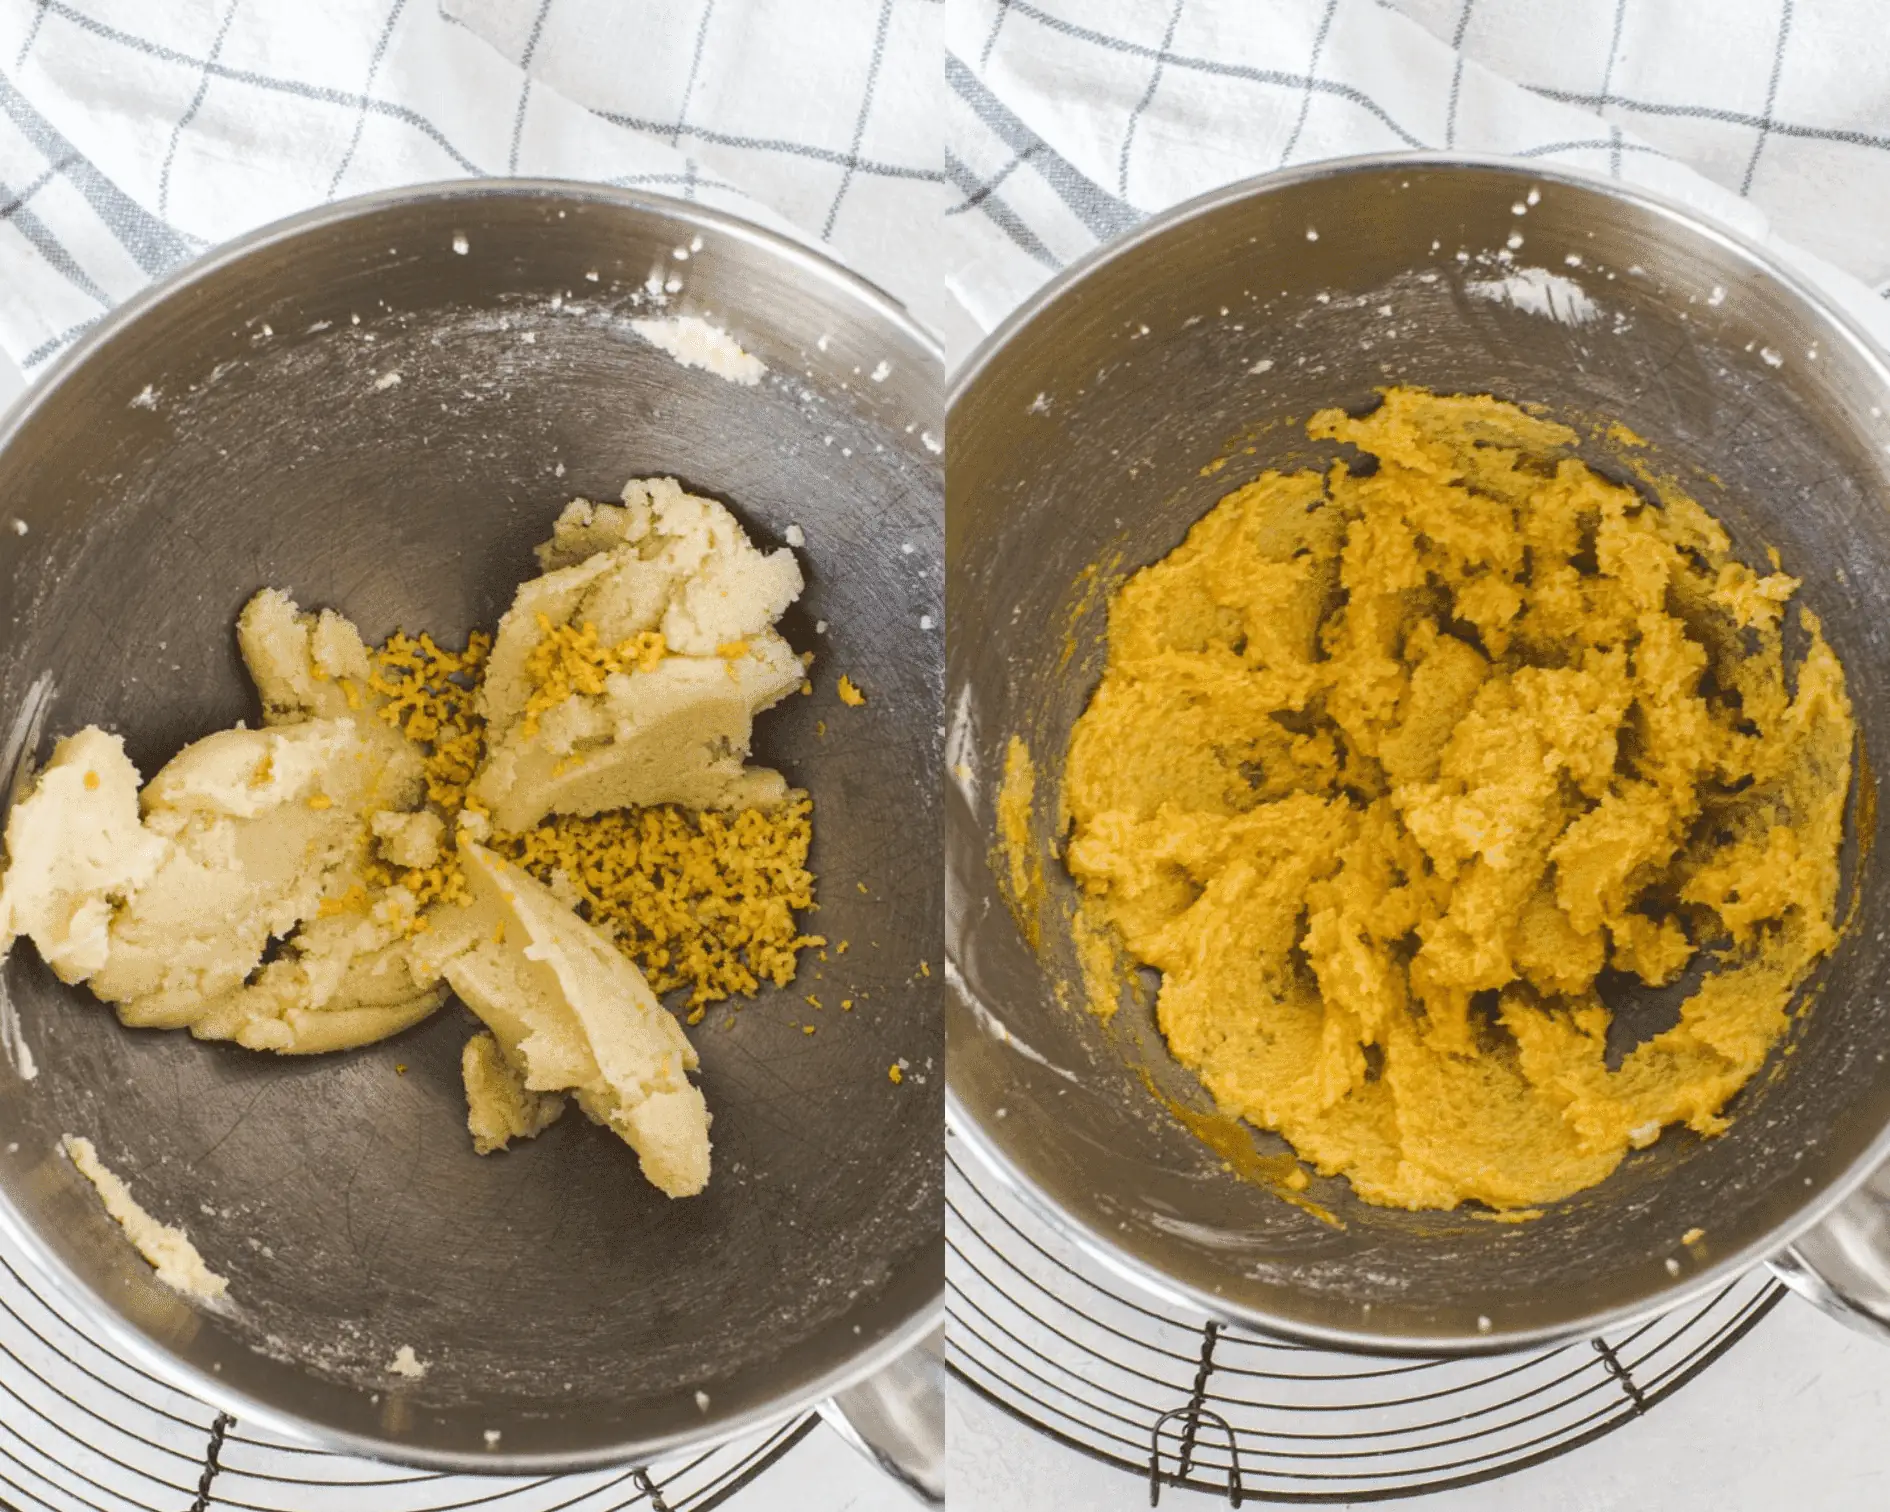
0, 182, 942, 1471
947, 155, 1890, 1352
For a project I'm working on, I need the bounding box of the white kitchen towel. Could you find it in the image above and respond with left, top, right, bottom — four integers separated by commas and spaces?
0, 0, 945, 379
943, 0, 1890, 356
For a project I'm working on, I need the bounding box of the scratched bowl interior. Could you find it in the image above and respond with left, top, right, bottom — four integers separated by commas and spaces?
947, 158, 1890, 1349
0, 184, 943, 1467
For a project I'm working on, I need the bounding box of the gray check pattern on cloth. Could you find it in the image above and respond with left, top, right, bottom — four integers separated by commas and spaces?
0, 0, 945, 377
943, 0, 1890, 358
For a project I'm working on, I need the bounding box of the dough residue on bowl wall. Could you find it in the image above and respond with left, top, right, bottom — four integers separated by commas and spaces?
994, 735, 1043, 949
62, 1135, 228, 1301
388, 1344, 428, 1379
1465, 266, 1599, 326
628, 315, 766, 386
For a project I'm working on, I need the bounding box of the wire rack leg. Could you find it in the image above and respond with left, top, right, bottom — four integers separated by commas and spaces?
1149, 1406, 1241, 1507
1149, 1328, 1242, 1511
1591, 1338, 1650, 1415
189, 1412, 234, 1512
634, 1465, 674, 1512
1177, 1322, 1220, 1477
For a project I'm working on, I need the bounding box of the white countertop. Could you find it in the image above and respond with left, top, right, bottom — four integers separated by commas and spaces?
727, 1419, 914, 1512
948, 1289, 1890, 1510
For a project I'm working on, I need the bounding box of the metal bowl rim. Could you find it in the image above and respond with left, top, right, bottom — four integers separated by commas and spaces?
0, 177, 944, 1473
943, 149, 1890, 1353
947, 149, 1889, 395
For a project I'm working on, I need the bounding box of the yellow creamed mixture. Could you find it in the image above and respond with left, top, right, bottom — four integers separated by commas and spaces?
1057, 387, 1855, 1212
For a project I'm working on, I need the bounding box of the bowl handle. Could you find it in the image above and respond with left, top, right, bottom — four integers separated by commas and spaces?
819, 1327, 944, 1504
1771, 1157, 1890, 1340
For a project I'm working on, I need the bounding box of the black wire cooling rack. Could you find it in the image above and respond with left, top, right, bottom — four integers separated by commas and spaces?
0, 1225, 812, 1512
946, 1127, 1786, 1506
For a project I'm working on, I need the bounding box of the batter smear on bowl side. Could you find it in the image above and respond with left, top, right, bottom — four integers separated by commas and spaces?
1057, 387, 1855, 1213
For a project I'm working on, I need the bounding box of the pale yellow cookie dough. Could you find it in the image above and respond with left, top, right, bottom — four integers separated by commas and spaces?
461, 1029, 566, 1154
2, 711, 441, 1054
0, 477, 818, 1203
470, 477, 805, 832
422, 841, 711, 1196
1062, 387, 1854, 1213
0, 727, 166, 982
